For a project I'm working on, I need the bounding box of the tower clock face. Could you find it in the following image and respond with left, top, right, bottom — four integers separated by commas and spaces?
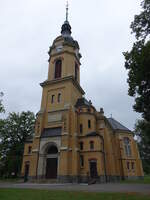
56, 45, 63, 52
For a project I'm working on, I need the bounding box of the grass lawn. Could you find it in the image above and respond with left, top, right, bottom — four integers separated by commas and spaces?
0, 189, 150, 200
121, 175, 150, 184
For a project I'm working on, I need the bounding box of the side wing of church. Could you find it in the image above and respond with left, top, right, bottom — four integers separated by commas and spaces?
21, 12, 144, 183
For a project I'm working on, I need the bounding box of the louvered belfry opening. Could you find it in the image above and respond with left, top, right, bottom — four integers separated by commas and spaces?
55, 60, 62, 79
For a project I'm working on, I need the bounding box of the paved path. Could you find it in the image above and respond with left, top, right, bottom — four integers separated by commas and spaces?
0, 183, 150, 194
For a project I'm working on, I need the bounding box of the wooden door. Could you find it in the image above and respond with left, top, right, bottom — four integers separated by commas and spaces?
46, 158, 57, 179
90, 161, 97, 178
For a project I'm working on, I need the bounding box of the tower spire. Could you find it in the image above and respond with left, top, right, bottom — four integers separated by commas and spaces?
61, 0, 72, 37
66, 1, 69, 22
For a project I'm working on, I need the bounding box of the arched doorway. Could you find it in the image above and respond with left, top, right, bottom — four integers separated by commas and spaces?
45, 145, 58, 179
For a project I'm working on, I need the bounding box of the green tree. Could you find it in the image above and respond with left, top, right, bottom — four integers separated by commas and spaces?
0, 111, 35, 177
124, 0, 150, 173
123, 40, 150, 121
135, 120, 150, 174
0, 92, 5, 114
123, 0, 150, 121
131, 0, 150, 41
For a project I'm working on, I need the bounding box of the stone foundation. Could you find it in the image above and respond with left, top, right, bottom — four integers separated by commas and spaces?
25, 175, 144, 183
124, 176, 144, 180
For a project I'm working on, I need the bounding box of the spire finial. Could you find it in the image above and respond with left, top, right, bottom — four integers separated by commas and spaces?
66, 0, 69, 21
61, 0, 71, 36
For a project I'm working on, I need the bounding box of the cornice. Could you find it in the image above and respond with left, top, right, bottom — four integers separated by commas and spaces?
40, 76, 85, 95
49, 50, 81, 65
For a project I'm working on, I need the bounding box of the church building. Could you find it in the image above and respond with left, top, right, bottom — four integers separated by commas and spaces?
21, 6, 144, 183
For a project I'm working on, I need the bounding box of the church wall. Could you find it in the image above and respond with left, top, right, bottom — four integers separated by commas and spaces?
116, 132, 144, 179
102, 126, 117, 176
78, 113, 96, 135
70, 110, 79, 177
79, 136, 104, 176
113, 134, 123, 176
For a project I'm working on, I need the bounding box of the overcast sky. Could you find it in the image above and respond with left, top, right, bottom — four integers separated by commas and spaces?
0, 0, 142, 130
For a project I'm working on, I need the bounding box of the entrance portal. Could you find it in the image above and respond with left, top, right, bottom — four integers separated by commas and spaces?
45, 145, 58, 179
90, 161, 97, 178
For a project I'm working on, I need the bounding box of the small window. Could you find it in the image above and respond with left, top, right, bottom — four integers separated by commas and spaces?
127, 162, 130, 170
58, 93, 61, 103
28, 146, 32, 154
80, 142, 83, 150
80, 155, 84, 167
80, 124, 83, 134
51, 95, 55, 103
88, 120, 91, 128
131, 162, 135, 170
90, 141, 94, 150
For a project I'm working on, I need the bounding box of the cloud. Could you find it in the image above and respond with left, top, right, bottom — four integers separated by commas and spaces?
0, 0, 141, 130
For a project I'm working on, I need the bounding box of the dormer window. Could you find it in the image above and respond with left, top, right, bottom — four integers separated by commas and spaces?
55, 60, 62, 79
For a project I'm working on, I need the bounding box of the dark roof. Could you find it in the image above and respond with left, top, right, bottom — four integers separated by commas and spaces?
86, 132, 100, 137
41, 128, 62, 138
75, 98, 92, 108
107, 118, 131, 132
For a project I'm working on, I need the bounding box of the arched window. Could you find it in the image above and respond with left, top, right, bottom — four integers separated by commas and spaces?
47, 145, 58, 154
127, 161, 130, 170
80, 155, 84, 167
58, 93, 61, 103
90, 141, 94, 150
28, 146, 32, 154
51, 95, 55, 103
124, 137, 132, 156
55, 60, 62, 79
88, 120, 91, 128
131, 162, 135, 170
80, 142, 83, 150
80, 124, 83, 134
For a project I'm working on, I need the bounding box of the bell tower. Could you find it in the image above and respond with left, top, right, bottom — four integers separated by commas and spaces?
47, 8, 82, 83
40, 3, 84, 113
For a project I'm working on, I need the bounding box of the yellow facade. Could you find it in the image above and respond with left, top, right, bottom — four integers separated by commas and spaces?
21, 17, 144, 183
